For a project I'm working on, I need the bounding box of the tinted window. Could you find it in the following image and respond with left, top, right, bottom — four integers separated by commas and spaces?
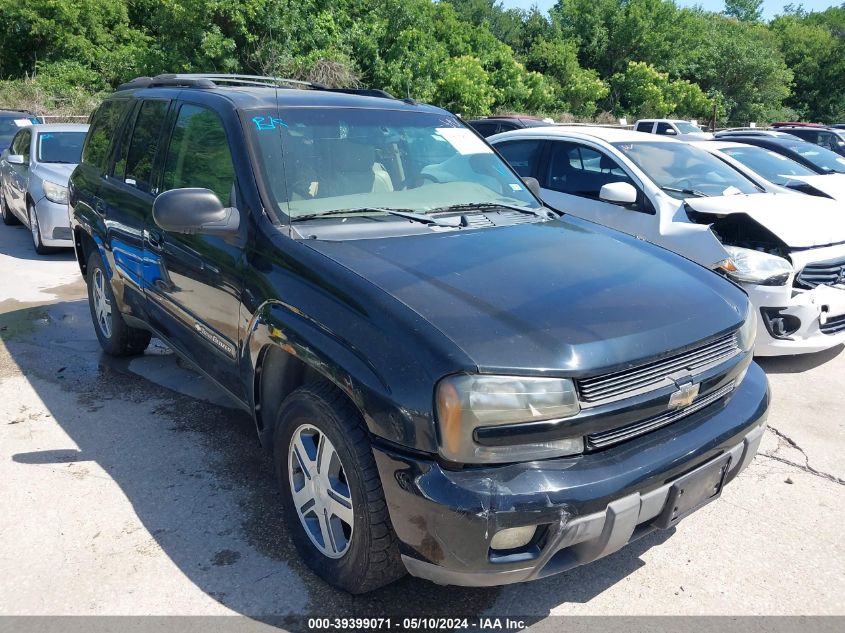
471, 122, 497, 137
162, 104, 235, 204
36, 131, 86, 164
547, 141, 634, 199
496, 140, 542, 177
82, 100, 128, 170
116, 100, 169, 193
655, 122, 676, 135
635, 122, 653, 133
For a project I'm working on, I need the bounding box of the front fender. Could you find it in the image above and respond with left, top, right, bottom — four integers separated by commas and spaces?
242, 300, 438, 453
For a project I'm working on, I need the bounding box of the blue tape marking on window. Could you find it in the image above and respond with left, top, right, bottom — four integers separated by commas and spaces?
41, 134, 53, 140
252, 116, 289, 131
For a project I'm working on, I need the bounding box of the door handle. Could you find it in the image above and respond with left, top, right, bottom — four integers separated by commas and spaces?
94, 199, 106, 215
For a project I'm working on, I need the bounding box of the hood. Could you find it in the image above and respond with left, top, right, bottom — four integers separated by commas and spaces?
305, 218, 747, 376
685, 192, 845, 248
34, 162, 76, 185
787, 174, 845, 202
677, 132, 714, 141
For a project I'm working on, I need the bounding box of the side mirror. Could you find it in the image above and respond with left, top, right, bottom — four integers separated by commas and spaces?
664, 128, 677, 135
153, 188, 239, 236
599, 181, 638, 206
7, 154, 26, 165
521, 176, 541, 198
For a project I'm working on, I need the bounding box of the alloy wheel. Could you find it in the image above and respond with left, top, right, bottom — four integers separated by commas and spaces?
92, 268, 113, 339
288, 424, 355, 558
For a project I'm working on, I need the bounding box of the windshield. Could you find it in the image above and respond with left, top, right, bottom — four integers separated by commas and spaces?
612, 141, 761, 198
247, 108, 540, 220
674, 121, 703, 134
37, 131, 86, 164
785, 142, 845, 173
720, 145, 815, 185
0, 115, 38, 148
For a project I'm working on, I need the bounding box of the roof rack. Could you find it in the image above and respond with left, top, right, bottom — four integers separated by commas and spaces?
116, 73, 400, 101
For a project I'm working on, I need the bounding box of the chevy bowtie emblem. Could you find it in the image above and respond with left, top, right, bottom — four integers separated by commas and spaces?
668, 381, 700, 409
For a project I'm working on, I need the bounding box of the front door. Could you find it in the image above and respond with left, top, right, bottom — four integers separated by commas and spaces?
144, 102, 245, 400
539, 140, 658, 241
7, 128, 31, 219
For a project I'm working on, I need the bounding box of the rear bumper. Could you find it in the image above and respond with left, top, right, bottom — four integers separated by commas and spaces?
374, 363, 769, 587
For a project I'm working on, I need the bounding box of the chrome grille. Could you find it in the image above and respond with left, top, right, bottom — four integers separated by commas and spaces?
795, 256, 845, 289
576, 333, 740, 406
586, 381, 736, 450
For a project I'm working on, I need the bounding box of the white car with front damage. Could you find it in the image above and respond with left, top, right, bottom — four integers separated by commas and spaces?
489, 126, 845, 356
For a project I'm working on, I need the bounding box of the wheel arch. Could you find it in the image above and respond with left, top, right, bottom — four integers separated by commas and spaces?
245, 301, 388, 452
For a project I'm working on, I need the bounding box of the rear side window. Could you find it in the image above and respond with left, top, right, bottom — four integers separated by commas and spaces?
162, 104, 235, 204
496, 140, 542, 177
82, 100, 128, 170
471, 122, 496, 137
115, 100, 169, 194
635, 122, 652, 133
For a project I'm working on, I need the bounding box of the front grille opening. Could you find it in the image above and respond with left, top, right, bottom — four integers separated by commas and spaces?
821, 312, 845, 335
576, 333, 739, 406
585, 381, 736, 451
795, 256, 845, 289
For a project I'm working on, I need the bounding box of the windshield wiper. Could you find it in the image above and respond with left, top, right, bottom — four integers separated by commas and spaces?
426, 202, 547, 218
659, 186, 710, 198
291, 207, 461, 227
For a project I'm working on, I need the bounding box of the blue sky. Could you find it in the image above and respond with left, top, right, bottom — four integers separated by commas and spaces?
499, 1, 840, 21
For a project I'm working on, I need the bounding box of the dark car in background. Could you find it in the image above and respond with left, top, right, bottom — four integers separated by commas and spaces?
467, 115, 553, 137
0, 109, 40, 150
770, 123, 845, 157
717, 135, 845, 176
68, 74, 768, 593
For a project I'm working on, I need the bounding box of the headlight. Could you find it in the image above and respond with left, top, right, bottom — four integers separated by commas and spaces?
42, 180, 68, 205
723, 246, 792, 286
435, 374, 582, 463
736, 300, 758, 353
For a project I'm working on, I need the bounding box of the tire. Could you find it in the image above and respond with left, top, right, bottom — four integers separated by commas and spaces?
28, 202, 53, 254
86, 250, 152, 356
1, 190, 19, 226
274, 382, 405, 593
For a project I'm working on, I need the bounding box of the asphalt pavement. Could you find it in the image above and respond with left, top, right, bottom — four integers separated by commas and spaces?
0, 221, 842, 623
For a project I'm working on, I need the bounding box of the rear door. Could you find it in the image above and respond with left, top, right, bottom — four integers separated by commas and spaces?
100, 98, 172, 319
144, 101, 245, 398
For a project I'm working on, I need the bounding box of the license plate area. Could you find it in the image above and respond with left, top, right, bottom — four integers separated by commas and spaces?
653, 454, 732, 529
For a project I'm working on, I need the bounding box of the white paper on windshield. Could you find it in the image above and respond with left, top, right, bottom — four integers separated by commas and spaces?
722, 186, 743, 196
14, 119, 32, 127
436, 127, 493, 155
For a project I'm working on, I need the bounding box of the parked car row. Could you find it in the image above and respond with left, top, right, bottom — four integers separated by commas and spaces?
1, 77, 839, 595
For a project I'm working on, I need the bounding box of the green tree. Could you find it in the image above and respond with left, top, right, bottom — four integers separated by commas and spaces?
436, 55, 496, 117
724, 0, 763, 22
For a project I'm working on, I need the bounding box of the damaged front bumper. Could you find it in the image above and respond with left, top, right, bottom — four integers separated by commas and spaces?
746, 281, 845, 356
373, 363, 769, 587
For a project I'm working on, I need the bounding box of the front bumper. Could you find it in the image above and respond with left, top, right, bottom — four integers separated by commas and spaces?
34, 196, 73, 247
374, 362, 769, 587
745, 281, 845, 356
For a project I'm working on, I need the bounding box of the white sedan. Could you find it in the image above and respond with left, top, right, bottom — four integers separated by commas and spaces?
489, 126, 845, 356
695, 139, 845, 201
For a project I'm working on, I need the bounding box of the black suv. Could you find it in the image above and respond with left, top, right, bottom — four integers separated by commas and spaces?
69, 74, 768, 592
